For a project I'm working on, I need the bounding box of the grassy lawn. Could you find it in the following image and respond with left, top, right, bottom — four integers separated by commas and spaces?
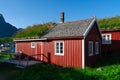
0, 53, 15, 62
0, 55, 120, 80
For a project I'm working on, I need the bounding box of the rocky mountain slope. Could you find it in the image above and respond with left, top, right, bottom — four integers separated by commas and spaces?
0, 14, 18, 37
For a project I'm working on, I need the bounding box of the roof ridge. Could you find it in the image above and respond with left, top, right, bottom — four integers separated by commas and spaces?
41, 17, 96, 38
60, 17, 94, 24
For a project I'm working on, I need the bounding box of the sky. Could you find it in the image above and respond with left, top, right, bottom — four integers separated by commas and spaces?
0, 0, 120, 28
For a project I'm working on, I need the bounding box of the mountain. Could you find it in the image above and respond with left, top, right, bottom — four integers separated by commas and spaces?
0, 13, 18, 38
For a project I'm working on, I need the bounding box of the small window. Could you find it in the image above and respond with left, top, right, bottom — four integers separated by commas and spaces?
95, 42, 99, 55
102, 34, 112, 44
88, 41, 93, 56
31, 42, 36, 48
55, 41, 64, 55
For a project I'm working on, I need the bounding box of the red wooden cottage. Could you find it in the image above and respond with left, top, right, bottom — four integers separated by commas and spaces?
14, 14, 101, 69
101, 28, 120, 54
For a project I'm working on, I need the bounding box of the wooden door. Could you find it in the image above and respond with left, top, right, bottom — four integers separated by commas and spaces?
37, 43, 41, 60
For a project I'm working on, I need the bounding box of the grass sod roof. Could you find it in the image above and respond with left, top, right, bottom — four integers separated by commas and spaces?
14, 15, 120, 39
13, 22, 55, 39
98, 15, 120, 29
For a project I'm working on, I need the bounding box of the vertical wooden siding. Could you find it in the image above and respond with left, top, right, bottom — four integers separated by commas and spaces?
16, 42, 41, 60
85, 22, 101, 66
102, 31, 120, 52
43, 39, 83, 68
37, 42, 41, 60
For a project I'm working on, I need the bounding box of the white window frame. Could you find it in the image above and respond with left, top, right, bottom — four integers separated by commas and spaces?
95, 42, 99, 55
31, 42, 36, 48
88, 41, 93, 56
102, 34, 112, 44
55, 41, 64, 56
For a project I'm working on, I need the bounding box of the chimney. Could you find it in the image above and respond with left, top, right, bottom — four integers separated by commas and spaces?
60, 12, 64, 23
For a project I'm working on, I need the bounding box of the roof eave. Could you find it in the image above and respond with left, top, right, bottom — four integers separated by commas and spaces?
13, 38, 47, 42
83, 17, 96, 38
83, 17, 102, 39
46, 36, 84, 40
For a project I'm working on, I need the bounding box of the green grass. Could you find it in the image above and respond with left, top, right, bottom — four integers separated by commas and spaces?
0, 55, 120, 80
0, 53, 10, 62
14, 22, 55, 38
0, 63, 18, 74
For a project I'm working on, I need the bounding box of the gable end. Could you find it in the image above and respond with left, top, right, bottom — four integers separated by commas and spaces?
84, 17, 102, 39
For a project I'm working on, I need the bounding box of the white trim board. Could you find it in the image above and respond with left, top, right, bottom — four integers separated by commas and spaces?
14, 38, 47, 42
82, 39, 85, 69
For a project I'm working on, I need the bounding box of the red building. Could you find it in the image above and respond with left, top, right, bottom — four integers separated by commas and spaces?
14, 15, 101, 69
101, 29, 120, 54
15, 39, 46, 60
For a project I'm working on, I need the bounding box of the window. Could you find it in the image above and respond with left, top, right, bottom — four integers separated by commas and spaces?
55, 41, 64, 55
31, 42, 36, 48
95, 42, 99, 55
88, 41, 93, 56
102, 34, 112, 44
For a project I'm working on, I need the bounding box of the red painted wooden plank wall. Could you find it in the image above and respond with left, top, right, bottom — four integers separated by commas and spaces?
42, 39, 83, 68
85, 22, 101, 66
16, 42, 41, 60
102, 31, 120, 52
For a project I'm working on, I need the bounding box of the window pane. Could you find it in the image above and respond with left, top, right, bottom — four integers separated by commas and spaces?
95, 42, 99, 54
56, 49, 59, 53
55, 41, 64, 55
56, 46, 59, 49
56, 43, 59, 47
56, 42, 59, 53
89, 41, 93, 56
60, 42, 63, 54
60, 42, 63, 46
60, 46, 63, 49
60, 50, 63, 53
102, 34, 112, 44
31, 42, 35, 48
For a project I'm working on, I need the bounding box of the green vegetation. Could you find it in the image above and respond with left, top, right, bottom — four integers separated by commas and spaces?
12, 16, 120, 38
13, 22, 55, 38
0, 37, 12, 44
0, 63, 18, 75
0, 55, 119, 80
0, 53, 11, 62
98, 15, 120, 28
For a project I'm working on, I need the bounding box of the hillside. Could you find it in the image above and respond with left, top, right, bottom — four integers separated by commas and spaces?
14, 22, 55, 39
0, 14, 18, 38
98, 16, 120, 28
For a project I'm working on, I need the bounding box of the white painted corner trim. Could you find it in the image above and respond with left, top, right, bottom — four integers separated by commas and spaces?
82, 39, 85, 69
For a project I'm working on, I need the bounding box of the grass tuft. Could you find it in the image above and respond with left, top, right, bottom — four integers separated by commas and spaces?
0, 55, 120, 80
